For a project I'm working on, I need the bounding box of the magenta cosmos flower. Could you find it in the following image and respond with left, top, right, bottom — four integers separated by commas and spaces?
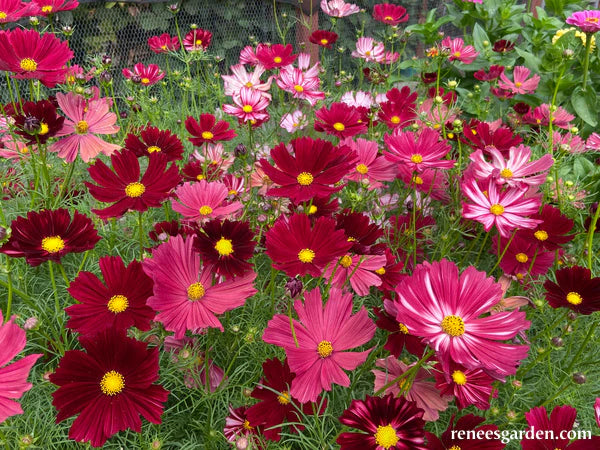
122, 63, 165, 86
461, 177, 542, 238
49, 92, 120, 162
337, 394, 427, 450
441, 37, 479, 64
31, 0, 78, 16
0, 0, 36, 25
263, 287, 375, 403
434, 361, 496, 410
566, 10, 600, 33
373, 3, 409, 26
395, 259, 530, 378
171, 180, 242, 222
0, 311, 41, 423
50, 329, 169, 448
142, 235, 257, 338
222, 86, 270, 123
147, 33, 180, 53
324, 254, 387, 296
341, 137, 396, 189
384, 128, 455, 172
185, 113, 237, 145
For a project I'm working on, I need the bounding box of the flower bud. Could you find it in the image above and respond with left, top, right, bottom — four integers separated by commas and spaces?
23, 317, 39, 330
23, 116, 41, 134
99, 71, 112, 83
101, 55, 112, 66
285, 278, 303, 298
234, 143, 248, 157
551, 336, 564, 347
573, 372, 587, 384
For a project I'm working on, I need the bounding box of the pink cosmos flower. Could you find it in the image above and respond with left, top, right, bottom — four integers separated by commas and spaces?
222, 86, 270, 123
276, 60, 324, 106
586, 132, 600, 150
394, 259, 531, 379
192, 143, 233, 171
0, 0, 36, 24
396, 166, 450, 202
147, 33, 180, 53
468, 144, 553, 188
324, 254, 387, 296
143, 235, 257, 338
384, 128, 455, 172
372, 357, 451, 421
0, 311, 41, 423
255, 43, 297, 70
171, 180, 242, 222
351, 37, 385, 63
280, 110, 308, 133
340, 91, 374, 108
595, 398, 600, 428
182, 28, 212, 52
222, 64, 273, 100
49, 92, 120, 163
320, 0, 360, 17
566, 10, 600, 33
31, 0, 78, 15
441, 37, 479, 64
262, 287, 375, 403
526, 104, 574, 129
493, 234, 555, 280
239, 45, 259, 65
341, 137, 396, 189
434, 361, 496, 410
122, 63, 165, 86
498, 66, 540, 94
552, 131, 586, 154
461, 177, 542, 237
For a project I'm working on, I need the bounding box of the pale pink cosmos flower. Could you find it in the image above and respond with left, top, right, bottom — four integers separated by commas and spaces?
468, 145, 554, 189
222, 86, 270, 123
250, 163, 276, 195
238, 45, 259, 65
262, 287, 375, 403
341, 137, 395, 189
341, 91, 374, 109
320, 0, 360, 17
276, 63, 324, 106
0, 138, 33, 160
324, 254, 387, 296
351, 37, 385, 63
417, 99, 458, 129
372, 356, 451, 421
192, 143, 233, 171
171, 180, 242, 222
461, 177, 542, 237
441, 37, 479, 64
222, 64, 273, 100
586, 132, 600, 151
280, 110, 308, 133
49, 92, 120, 163
0, 311, 42, 423
381, 50, 400, 65
498, 66, 540, 94
551, 132, 586, 154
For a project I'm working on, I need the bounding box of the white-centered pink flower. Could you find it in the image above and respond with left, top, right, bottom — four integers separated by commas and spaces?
341, 91, 374, 108
351, 37, 385, 63
441, 37, 479, 64
276, 57, 324, 106
320, 0, 360, 17
280, 110, 307, 133
222, 64, 273, 100
222, 86, 270, 123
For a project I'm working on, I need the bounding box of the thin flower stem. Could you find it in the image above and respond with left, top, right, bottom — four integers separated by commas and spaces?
57, 262, 70, 286
473, 232, 489, 266
374, 349, 435, 395
138, 211, 145, 260
490, 231, 516, 273
582, 32, 593, 91
288, 301, 299, 348
586, 204, 600, 271
559, 318, 596, 385
2, 256, 13, 322
49, 261, 60, 318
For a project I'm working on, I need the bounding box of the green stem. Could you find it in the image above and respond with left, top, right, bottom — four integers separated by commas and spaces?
54, 160, 77, 207
560, 319, 596, 385
49, 261, 60, 317
586, 204, 600, 271
138, 211, 145, 260
582, 32, 593, 91
2, 256, 13, 321
375, 349, 435, 395
490, 231, 516, 273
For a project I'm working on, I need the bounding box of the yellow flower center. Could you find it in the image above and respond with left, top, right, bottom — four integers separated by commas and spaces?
294, 84, 304, 92
340, 255, 353, 268
412, 175, 424, 185
317, 340, 333, 358
195, 39, 202, 45
19, 58, 37, 72
452, 370, 467, 385
501, 168, 513, 178
398, 322, 409, 334
107, 294, 129, 313
228, 189, 238, 195
365, 51, 372, 56
161, 45, 167, 50
274, 56, 282, 63
308, 205, 317, 214
214, 238, 234, 256
187, 282, 206, 301
75, 120, 89, 134
298, 248, 315, 263
453, 51, 461, 58
333, 122, 345, 131
586, 17, 599, 23
490, 204, 504, 215
449, 446, 462, 450
566, 292, 583, 305
125, 182, 146, 198
147, 145, 161, 153
42, 5, 53, 12
199, 205, 213, 216
515, 82, 522, 88
441, 315, 465, 336
384, 15, 394, 21
201, 131, 214, 140
390, 115, 401, 124
41, 236, 65, 253
356, 163, 368, 174
320, 38, 329, 45
141, 77, 150, 85
374, 424, 399, 449
242, 105, 253, 113
100, 370, 125, 396
243, 420, 253, 430
39, 123, 49, 135
277, 391, 291, 405
297, 172, 314, 185
375, 267, 386, 275
197, 174, 205, 181
245, 81, 253, 88
410, 154, 423, 163
534, 230, 548, 241
515, 253, 528, 263
0, 12, 6, 19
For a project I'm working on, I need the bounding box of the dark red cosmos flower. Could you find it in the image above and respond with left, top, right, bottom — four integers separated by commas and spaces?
85, 150, 181, 220
378, 86, 418, 129
0, 209, 100, 267
288, 195, 340, 219
309, 30, 338, 49
124, 125, 184, 161
65, 256, 155, 336
337, 394, 427, 450
50, 328, 169, 448
474, 65, 505, 81
376, 248, 406, 293
461, 121, 523, 156
434, 361, 495, 410
421, 71, 437, 84
259, 137, 356, 203
265, 213, 351, 277
181, 160, 223, 182
148, 220, 194, 244
256, 43, 297, 69
492, 39, 515, 53
520, 204, 574, 251
183, 28, 212, 52
490, 86, 515, 100
521, 405, 600, 449
373, 3, 409, 26
246, 358, 324, 442
185, 113, 237, 146
0, 28, 73, 87
147, 33, 180, 53
11, 99, 64, 144
544, 266, 600, 315
494, 234, 555, 279
193, 219, 256, 278
374, 301, 425, 357
314, 102, 368, 138
426, 414, 506, 450
335, 211, 383, 255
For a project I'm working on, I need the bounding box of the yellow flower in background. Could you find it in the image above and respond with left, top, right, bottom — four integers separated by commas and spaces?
552, 27, 596, 50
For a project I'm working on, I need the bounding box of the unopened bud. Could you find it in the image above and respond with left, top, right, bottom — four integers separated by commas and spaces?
573, 372, 587, 384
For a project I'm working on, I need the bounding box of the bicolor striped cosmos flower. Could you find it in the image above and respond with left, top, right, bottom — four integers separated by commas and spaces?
222, 86, 270, 123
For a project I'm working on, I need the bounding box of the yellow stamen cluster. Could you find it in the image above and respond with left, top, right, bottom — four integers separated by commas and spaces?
298, 248, 315, 263
19, 58, 37, 72
333, 122, 345, 131
297, 172, 314, 186
410, 154, 423, 164
201, 131, 214, 140
41, 236, 65, 253
75, 120, 89, 134
317, 340, 333, 358
490, 204, 504, 216
187, 282, 206, 301
441, 315, 465, 336
374, 424, 399, 449
566, 292, 583, 305
100, 370, 125, 396
125, 182, 146, 198
214, 238, 234, 256
107, 294, 129, 313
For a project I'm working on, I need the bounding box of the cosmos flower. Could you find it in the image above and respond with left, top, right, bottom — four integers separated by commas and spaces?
124, 125, 184, 161
544, 266, 600, 315
519, 204, 575, 251
441, 37, 479, 64
374, 302, 425, 357
147, 33, 180, 53
0, 209, 100, 267
262, 287, 375, 403
85, 150, 181, 220
334, 210, 383, 255
255, 43, 297, 69
171, 180, 242, 222
276, 62, 325, 106
474, 65, 505, 81
341, 90, 375, 108
461, 121, 523, 156
185, 113, 237, 146
434, 361, 496, 410
351, 37, 385, 63
314, 102, 368, 138
342, 138, 396, 190
182, 28, 212, 51
265, 213, 352, 277
65, 256, 155, 336
498, 66, 540, 95
325, 253, 387, 296
122, 63, 165, 86
394, 259, 530, 378
50, 328, 169, 448
525, 104, 574, 129
337, 394, 427, 449
309, 30, 339, 49
493, 234, 555, 280
280, 110, 308, 133
384, 128, 455, 172
320, 0, 360, 17
0, 311, 41, 423
143, 235, 257, 338
222, 86, 270, 123
377, 86, 419, 129
222, 64, 273, 100
566, 10, 600, 33
426, 414, 506, 450
223, 405, 261, 447
30, 0, 78, 15
373, 3, 409, 25
0, 0, 36, 24
11, 99, 65, 145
